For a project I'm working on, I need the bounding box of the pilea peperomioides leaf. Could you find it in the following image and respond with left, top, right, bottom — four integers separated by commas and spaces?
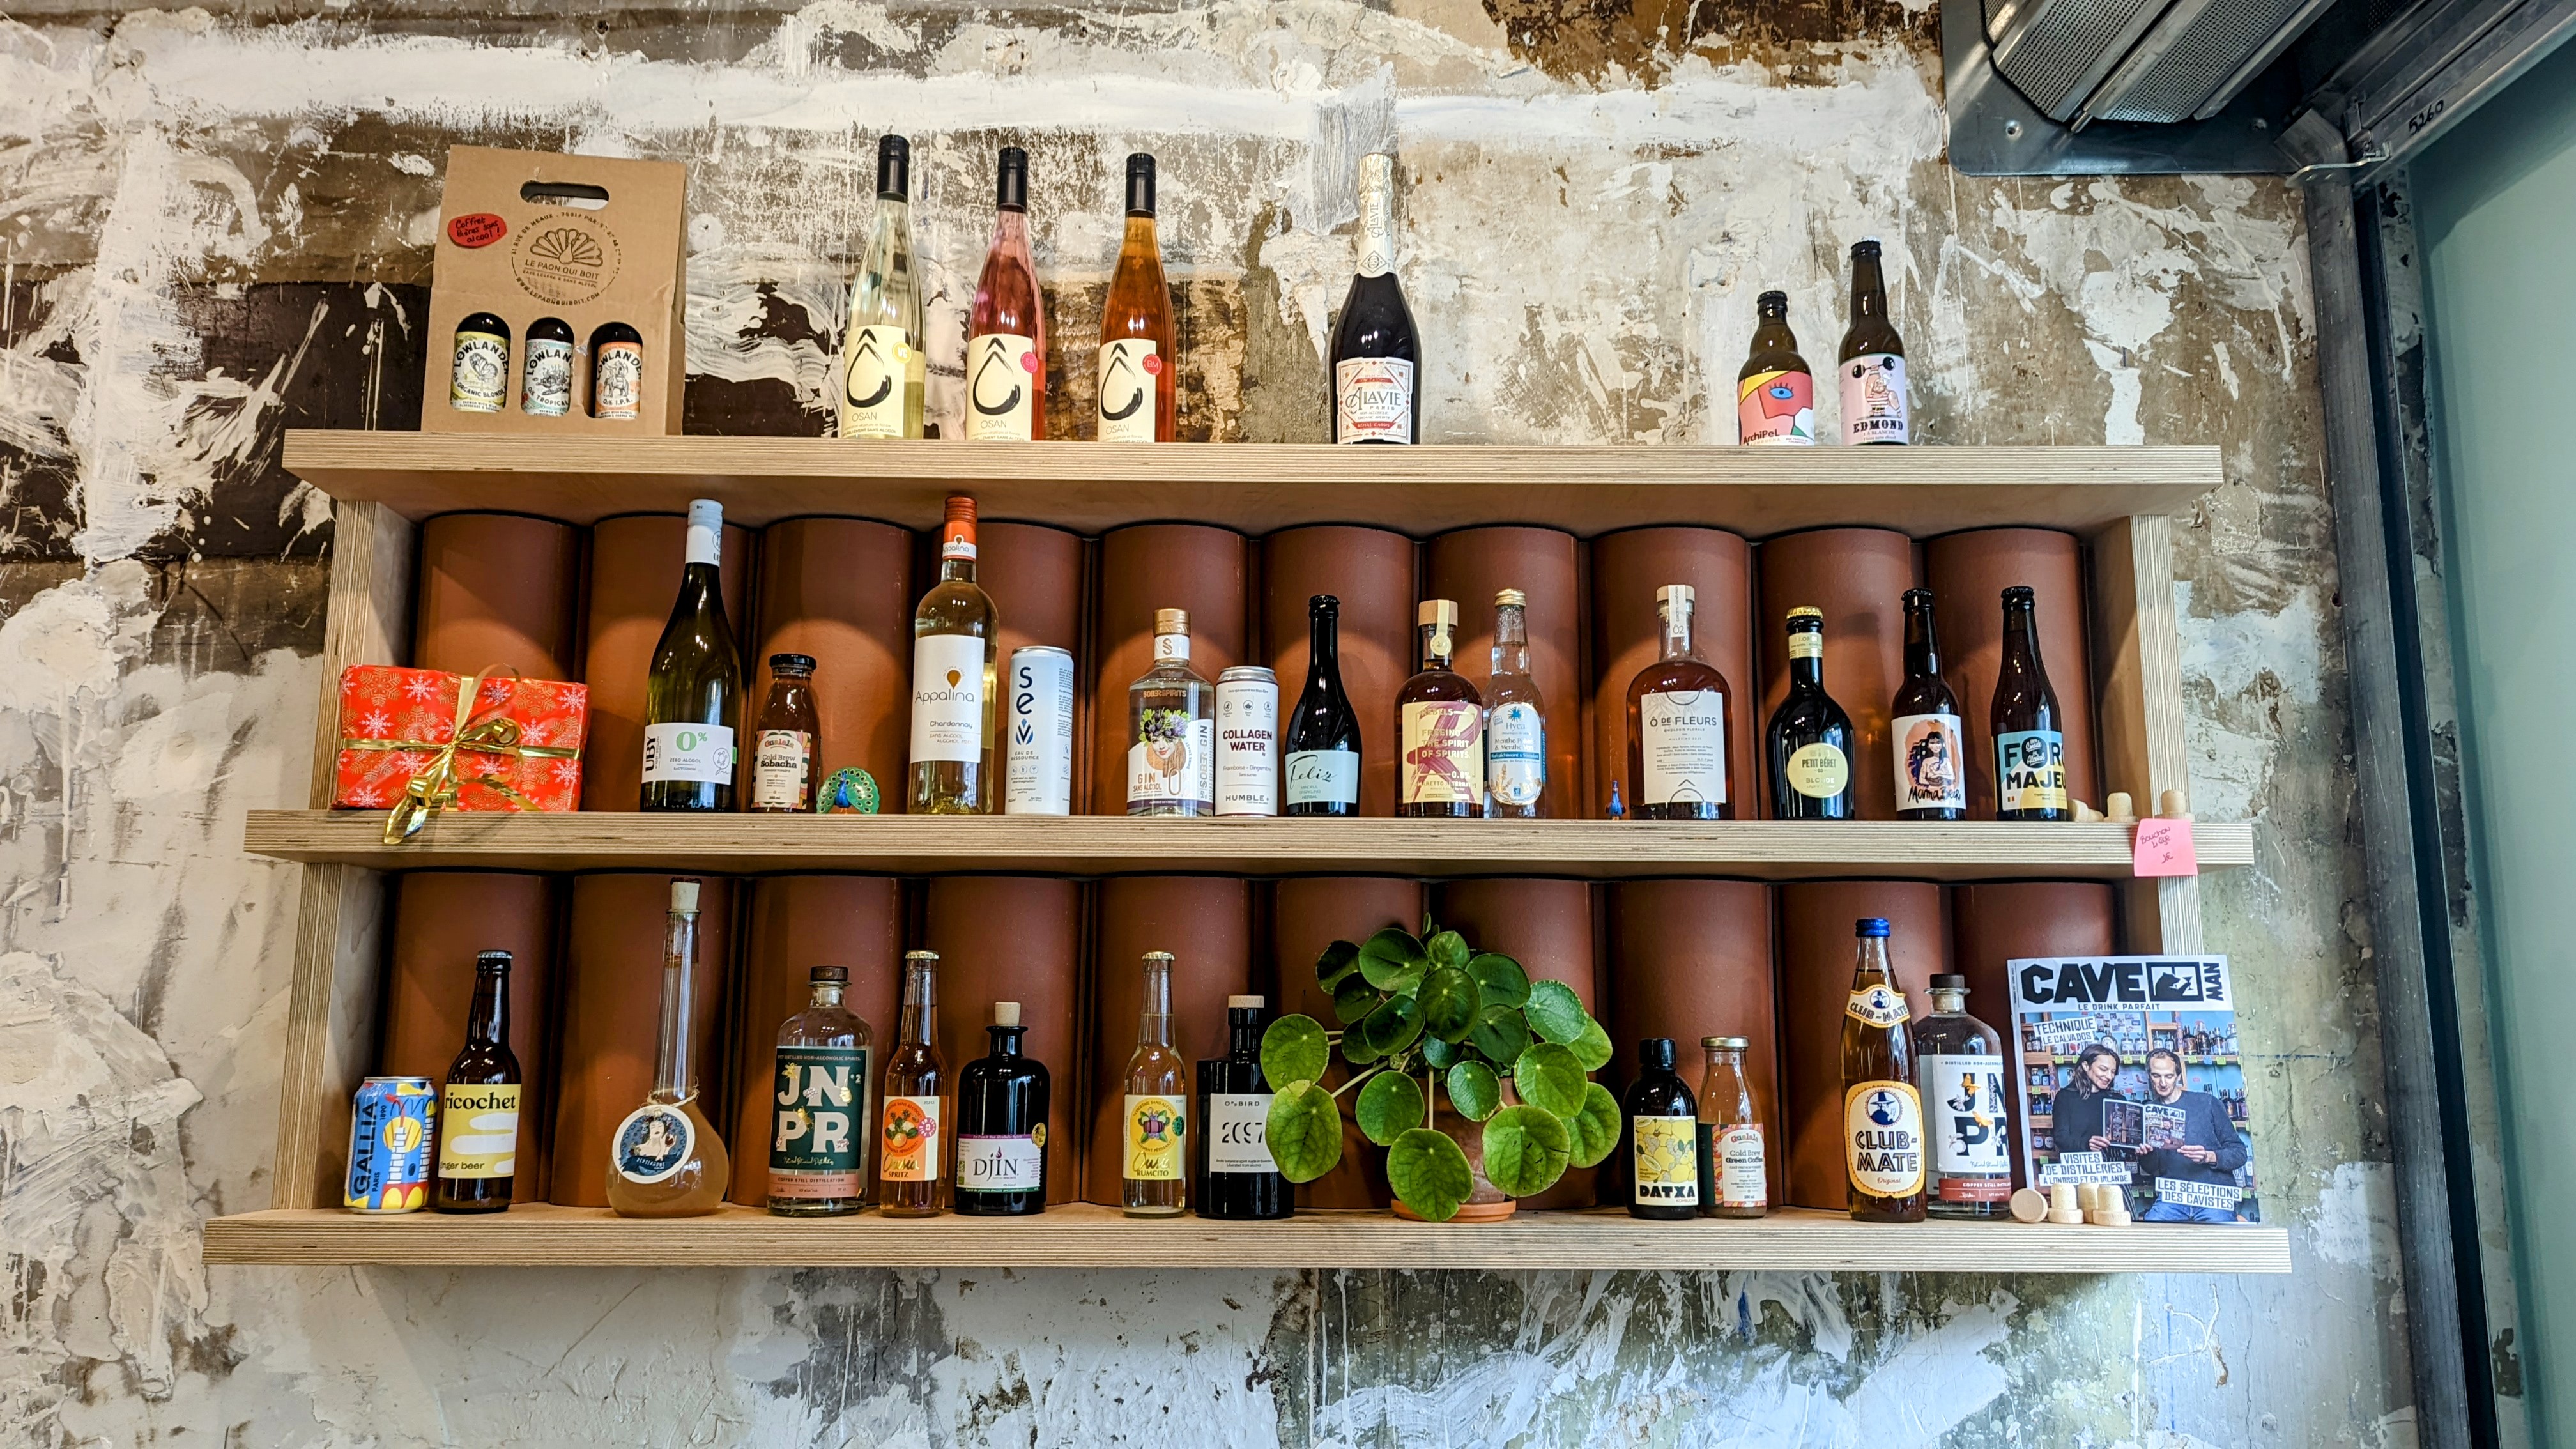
1261, 1015, 1330, 1089
1264, 1080, 1344, 1182
1354, 1070, 1427, 1147
1386, 1128, 1474, 1222
1480, 1105, 1571, 1197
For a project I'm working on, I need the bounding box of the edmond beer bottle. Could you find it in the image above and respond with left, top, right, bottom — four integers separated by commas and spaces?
1840, 916, 1925, 1222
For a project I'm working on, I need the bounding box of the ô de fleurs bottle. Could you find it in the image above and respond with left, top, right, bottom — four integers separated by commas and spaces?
1283, 594, 1361, 816
1330, 151, 1419, 445
1099, 153, 1176, 443
767, 964, 871, 1216
1397, 599, 1483, 818
606, 880, 730, 1218
433, 950, 522, 1214
641, 498, 742, 812
967, 146, 1047, 441
840, 133, 926, 441
910, 496, 1000, 813
956, 1001, 1050, 1216
880, 950, 948, 1217
1624, 583, 1735, 819
1128, 608, 1215, 816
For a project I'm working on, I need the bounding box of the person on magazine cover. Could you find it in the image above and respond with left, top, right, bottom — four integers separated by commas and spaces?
2052, 1043, 2125, 1154
2134, 1048, 2250, 1222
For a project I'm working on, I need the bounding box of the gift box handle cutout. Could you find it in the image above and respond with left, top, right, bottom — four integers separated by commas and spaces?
522, 180, 610, 210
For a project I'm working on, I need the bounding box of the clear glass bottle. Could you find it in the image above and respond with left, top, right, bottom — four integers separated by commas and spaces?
1397, 599, 1483, 818
967, 146, 1047, 441
1126, 608, 1215, 816
606, 880, 729, 1217
767, 965, 872, 1217
749, 652, 820, 813
1123, 951, 1189, 1216
641, 499, 742, 812
910, 496, 1000, 813
1696, 1036, 1767, 1218
878, 951, 946, 1217
1915, 974, 2012, 1220
1625, 584, 1735, 820
841, 134, 925, 440
1484, 588, 1547, 819
1098, 153, 1175, 442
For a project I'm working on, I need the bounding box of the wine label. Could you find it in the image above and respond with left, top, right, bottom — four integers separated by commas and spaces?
522, 336, 574, 417
1737, 367, 1814, 445
880, 1094, 941, 1182
1208, 1092, 1278, 1174
1841, 353, 1910, 445
1124, 1093, 1186, 1181
1639, 691, 1726, 806
1400, 700, 1485, 808
956, 1133, 1045, 1193
1715, 1123, 1767, 1208
611, 1102, 696, 1184
1128, 715, 1215, 808
750, 729, 813, 809
435, 1083, 520, 1179
1285, 748, 1360, 807
1098, 338, 1160, 443
1844, 1082, 1925, 1198
641, 722, 736, 785
910, 634, 987, 765
1995, 728, 2068, 812
450, 330, 509, 413
1892, 712, 1966, 811
1215, 679, 1279, 817
1921, 1052, 2012, 1195
1846, 983, 1910, 1028
769, 1046, 866, 1198
594, 341, 644, 420
967, 333, 1040, 441
1486, 702, 1545, 808
841, 324, 913, 438
1630, 1114, 1699, 1206
1786, 742, 1850, 799
1334, 357, 1415, 444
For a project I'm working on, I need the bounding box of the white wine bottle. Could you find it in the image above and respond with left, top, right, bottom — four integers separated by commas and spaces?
841, 134, 926, 440
908, 496, 999, 812
641, 499, 742, 811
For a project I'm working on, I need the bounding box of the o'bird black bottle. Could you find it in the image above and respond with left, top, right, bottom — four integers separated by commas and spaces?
1195, 995, 1291, 1219
954, 1002, 1049, 1216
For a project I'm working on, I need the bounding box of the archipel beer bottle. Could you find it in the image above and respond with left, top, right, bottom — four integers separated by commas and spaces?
1840, 916, 1925, 1222
1990, 585, 2068, 820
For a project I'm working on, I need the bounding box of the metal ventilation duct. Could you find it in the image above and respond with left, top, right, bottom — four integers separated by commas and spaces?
1987, 0, 2340, 128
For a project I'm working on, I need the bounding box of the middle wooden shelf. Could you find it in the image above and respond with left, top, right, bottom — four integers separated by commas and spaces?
243, 809, 2250, 881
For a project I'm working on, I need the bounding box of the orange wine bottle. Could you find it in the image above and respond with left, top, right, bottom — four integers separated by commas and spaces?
1098, 153, 1176, 443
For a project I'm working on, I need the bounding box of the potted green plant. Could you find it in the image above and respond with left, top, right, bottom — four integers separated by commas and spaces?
1259, 920, 1620, 1222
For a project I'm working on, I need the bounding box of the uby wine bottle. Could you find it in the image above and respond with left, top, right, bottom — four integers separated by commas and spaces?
640, 500, 742, 811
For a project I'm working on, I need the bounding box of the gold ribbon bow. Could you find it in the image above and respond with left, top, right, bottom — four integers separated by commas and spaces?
344, 668, 580, 844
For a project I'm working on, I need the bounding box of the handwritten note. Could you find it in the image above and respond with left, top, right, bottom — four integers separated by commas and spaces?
2132, 817, 2198, 877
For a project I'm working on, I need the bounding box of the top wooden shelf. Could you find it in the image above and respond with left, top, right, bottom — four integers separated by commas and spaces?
280, 434, 2222, 539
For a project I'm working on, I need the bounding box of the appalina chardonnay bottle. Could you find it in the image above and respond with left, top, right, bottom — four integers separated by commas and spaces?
641, 499, 742, 811
909, 496, 1000, 813
840, 134, 926, 440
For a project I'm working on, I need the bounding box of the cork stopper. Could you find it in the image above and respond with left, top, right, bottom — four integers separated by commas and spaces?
669, 879, 700, 913
993, 1000, 1022, 1027
2106, 791, 2136, 822
2010, 1187, 2049, 1223
1227, 994, 1264, 1009
1154, 608, 1190, 636
2046, 1183, 2087, 1225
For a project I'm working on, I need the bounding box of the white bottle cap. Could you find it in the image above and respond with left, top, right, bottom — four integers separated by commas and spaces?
1228, 995, 1265, 1009
670, 879, 700, 912
993, 1001, 1022, 1027
685, 498, 723, 566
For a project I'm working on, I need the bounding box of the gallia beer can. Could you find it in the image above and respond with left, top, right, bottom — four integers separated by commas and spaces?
1004, 645, 1076, 816
345, 1075, 438, 1213
1215, 666, 1280, 816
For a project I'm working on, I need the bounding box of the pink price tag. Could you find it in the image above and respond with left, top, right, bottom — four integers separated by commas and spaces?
2132, 818, 2198, 877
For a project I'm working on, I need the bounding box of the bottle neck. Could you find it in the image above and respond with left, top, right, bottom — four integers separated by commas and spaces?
809, 983, 845, 1011
1121, 214, 1161, 258
1492, 604, 1529, 677
1658, 604, 1698, 662
1137, 962, 1172, 1048
990, 206, 1030, 258
466, 970, 509, 1046
654, 910, 698, 1101
1930, 989, 1966, 1015
940, 523, 977, 585
1229, 1013, 1262, 1057
1418, 622, 1455, 673
990, 1024, 1026, 1059
1153, 631, 1191, 666
1786, 627, 1823, 689
900, 962, 935, 1046
1356, 174, 1396, 279
1849, 253, 1887, 321
1851, 936, 1893, 987
1905, 603, 1942, 677
1703, 1048, 1742, 1076
2003, 602, 2041, 666
1307, 610, 1340, 691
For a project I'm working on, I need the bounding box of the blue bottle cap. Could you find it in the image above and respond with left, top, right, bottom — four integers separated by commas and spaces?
1855, 917, 1890, 937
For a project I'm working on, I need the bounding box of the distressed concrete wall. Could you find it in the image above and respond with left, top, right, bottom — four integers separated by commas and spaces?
0, 1, 2417, 1443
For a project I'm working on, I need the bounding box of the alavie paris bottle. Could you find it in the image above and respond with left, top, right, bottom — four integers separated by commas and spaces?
606, 880, 728, 1218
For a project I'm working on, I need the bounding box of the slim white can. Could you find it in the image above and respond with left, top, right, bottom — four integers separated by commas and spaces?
1004, 645, 1075, 815
1215, 666, 1280, 817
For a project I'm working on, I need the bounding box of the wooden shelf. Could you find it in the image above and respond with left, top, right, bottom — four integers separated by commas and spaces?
279, 434, 2221, 539
200, 1203, 2292, 1273
243, 811, 2253, 882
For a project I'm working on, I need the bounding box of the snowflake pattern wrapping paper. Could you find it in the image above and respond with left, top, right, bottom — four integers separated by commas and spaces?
333, 666, 589, 813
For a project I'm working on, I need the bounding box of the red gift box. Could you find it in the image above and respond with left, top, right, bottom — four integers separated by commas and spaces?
334, 666, 588, 816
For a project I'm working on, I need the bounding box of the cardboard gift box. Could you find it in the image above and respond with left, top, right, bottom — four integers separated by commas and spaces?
334, 666, 590, 821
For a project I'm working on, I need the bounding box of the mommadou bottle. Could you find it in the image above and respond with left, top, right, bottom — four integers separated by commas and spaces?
1915, 974, 2011, 1219
1397, 599, 1483, 818
1123, 951, 1189, 1216
1841, 917, 1926, 1223
1625, 583, 1735, 819
955, 1001, 1050, 1216
1696, 1035, 1767, 1219
767, 965, 871, 1217
841, 133, 925, 440
1330, 151, 1420, 445
606, 880, 729, 1218
1837, 240, 1910, 445
1766, 606, 1857, 820
1890, 589, 1965, 820
1099, 153, 1176, 443
1623, 1037, 1700, 1221
878, 951, 947, 1217
1196, 995, 1291, 1220
910, 496, 999, 813
1991, 585, 2068, 820
641, 499, 742, 812
1736, 290, 1815, 446
1283, 594, 1362, 816
1484, 588, 1547, 818
433, 951, 522, 1214
967, 146, 1047, 441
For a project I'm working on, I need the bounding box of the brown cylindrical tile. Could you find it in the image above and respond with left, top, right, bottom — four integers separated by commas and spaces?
1778, 880, 1949, 1211
980, 521, 1089, 813
927, 877, 1084, 1205
1951, 881, 2115, 1190
1756, 529, 1917, 820
1091, 525, 1248, 815
414, 513, 583, 680
581, 514, 754, 812
1926, 529, 2099, 813
1086, 877, 1252, 1204
1272, 877, 1424, 1209
380, 871, 559, 1204
726, 875, 902, 1207
1437, 878, 1601, 1208
755, 519, 912, 807
1425, 528, 1582, 816
549, 873, 735, 1206
1606, 880, 1782, 1206
1589, 528, 1756, 820
1263, 527, 1415, 816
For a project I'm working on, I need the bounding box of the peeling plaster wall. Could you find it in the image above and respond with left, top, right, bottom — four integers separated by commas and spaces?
0, 1, 2420, 1443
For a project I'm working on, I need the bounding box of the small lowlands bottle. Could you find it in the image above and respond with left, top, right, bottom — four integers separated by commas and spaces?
433, 951, 522, 1213
1197, 995, 1289, 1220
1841, 917, 1926, 1223
1283, 594, 1362, 816
1991, 585, 2069, 820
1837, 240, 1910, 445
1484, 589, 1546, 818
880, 951, 947, 1217
1123, 951, 1189, 1216
589, 321, 645, 421
750, 653, 820, 813
910, 496, 999, 813
1100, 153, 1176, 443
606, 881, 730, 1217
1330, 152, 1420, 444
1915, 974, 2011, 1218
521, 316, 575, 418
1623, 1038, 1699, 1220
1736, 290, 1814, 445
1891, 589, 1966, 820
842, 133, 926, 440
968, 146, 1046, 440
1397, 599, 1483, 818
1128, 608, 1216, 815
1765, 606, 1856, 820
767, 965, 871, 1216
956, 1002, 1050, 1216
641, 499, 742, 811
1696, 1035, 1767, 1218
1625, 584, 1735, 819
450, 312, 510, 414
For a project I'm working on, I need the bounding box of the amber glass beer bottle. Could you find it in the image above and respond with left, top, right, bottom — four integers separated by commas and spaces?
1839, 916, 1926, 1222
1990, 586, 2068, 821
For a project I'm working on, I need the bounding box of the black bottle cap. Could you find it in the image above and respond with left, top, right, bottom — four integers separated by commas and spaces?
810, 965, 848, 985
996, 146, 1028, 211
1851, 239, 1881, 259
1639, 1037, 1676, 1070
1756, 289, 1789, 313
1903, 586, 1935, 607
2002, 585, 2036, 606
475, 950, 513, 972
1125, 152, 1156, 216
769, 652, 816, 675
1930, 973, 1968, 992
527, 316, 575, 342
457, 312, 512, 339
877, 134, 910, 200
1308, 593, 1339, 614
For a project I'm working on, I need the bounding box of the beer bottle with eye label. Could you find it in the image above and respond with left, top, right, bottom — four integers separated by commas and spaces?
1840, 916, 1925, 1222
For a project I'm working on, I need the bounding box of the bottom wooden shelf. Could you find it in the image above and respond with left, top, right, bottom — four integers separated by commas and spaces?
202, 1203, 2292, 1273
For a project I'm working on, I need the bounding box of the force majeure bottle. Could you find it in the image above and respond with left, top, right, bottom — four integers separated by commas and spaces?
1991, 585, 2068, 821
1283, 594, 1362, 816
1625, 584, 1735, 820
433, 951, 522, 1214
606, 881, 728, 1218
641, 499, 742, 812
1099, 153, 1176, 443
1128, 608, 1215, 816
955, 1002, 1049, 1216
841, 133, 926, 440
1841, 917, 1926, 1223
767, 965, 871, 1216
967, 146, 1046, 441
910, 496, 999, 813
1329, 152, 1419, 444
1765, 606, 1856, 820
